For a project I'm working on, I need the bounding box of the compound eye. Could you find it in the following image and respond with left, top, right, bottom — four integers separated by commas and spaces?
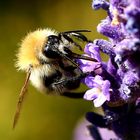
43, 45, 60, 58
43, 36, 60, 59
48, 35, 59, 44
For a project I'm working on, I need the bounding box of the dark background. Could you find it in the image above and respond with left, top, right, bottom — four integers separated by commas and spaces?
0, 0, 106, 140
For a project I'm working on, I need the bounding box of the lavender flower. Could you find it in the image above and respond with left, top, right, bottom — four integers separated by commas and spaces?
78, 43, 102, 74
124, 1, 140, 37
79, 0, 140, 139
84, 75, 111, 107
92, 0, 109, 10
97, 17, 125, 42
81, 0, 140, 109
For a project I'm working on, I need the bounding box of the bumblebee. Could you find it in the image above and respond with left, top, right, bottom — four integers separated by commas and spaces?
13, 28, 97, 128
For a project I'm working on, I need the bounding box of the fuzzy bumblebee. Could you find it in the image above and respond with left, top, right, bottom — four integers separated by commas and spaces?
13, 28, 97, 128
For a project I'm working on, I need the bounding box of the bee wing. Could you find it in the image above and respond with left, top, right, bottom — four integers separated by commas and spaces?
13, 69, 31, 129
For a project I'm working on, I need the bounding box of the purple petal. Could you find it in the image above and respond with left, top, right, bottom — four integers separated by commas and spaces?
107, 58, 117, 76
93, 93, 107, 107
84, 88, 99, 101
123, 71, 139, 87
97, 18, 124, 42
94, 39, 115, 57
128, 0, 140, 8
84, 43, 102, 62
84, 76, 95, 88
94, 75, 104, 85
92, 0, 109, 10
102, 80, 111, 100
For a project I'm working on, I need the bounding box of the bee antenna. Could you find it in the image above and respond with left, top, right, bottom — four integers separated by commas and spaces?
13, 67, 31, 129
61, 29, 91, 33
63, 47, 98, 62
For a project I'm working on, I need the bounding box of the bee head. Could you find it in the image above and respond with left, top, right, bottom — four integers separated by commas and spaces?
16, 29, 57, 71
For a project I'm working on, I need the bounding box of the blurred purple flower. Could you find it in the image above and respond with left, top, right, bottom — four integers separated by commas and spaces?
73, 118, 119, 140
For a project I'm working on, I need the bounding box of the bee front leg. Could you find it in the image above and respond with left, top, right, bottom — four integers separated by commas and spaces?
53, 72, 88, 86
53, 72, 91, 99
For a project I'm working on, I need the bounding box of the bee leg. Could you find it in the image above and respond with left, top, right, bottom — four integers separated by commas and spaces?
53, 72, 93, 99
62, 91, 85, 98
54, 70, 95, 86
54, 72, 88, 86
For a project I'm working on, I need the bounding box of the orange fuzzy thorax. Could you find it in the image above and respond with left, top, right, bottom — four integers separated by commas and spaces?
16, 29, 57, 71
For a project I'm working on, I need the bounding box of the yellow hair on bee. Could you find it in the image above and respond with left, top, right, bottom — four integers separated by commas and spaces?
16, 28, 57, 71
